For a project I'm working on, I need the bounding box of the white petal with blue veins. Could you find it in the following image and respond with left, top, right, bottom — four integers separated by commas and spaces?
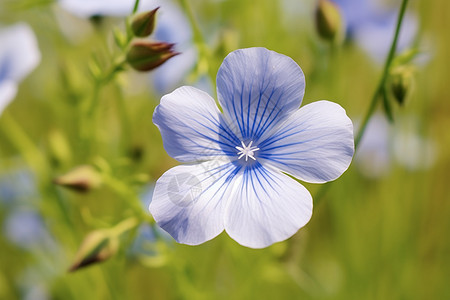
224, 164, 312, 248
216, 47, 305, 142
258, 100, 354, 183
150, 159, 240, 245
153, 86, 239, 162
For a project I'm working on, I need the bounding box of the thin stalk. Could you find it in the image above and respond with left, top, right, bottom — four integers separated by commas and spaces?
354, 0, 409, 149
132, 0, 140, 14
313, 0, 410, 204
114, 82, 132, 154
1, 112, 47, 175
178, 0, 216, 83
112, 217, 140, 237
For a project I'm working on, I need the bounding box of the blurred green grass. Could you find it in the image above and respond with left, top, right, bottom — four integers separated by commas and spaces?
1, 0, 449, 299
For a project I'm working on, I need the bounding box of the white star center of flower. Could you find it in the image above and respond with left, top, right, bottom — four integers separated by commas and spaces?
236, 141, 260, 161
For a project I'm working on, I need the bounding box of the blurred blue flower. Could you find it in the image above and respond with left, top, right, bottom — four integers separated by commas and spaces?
354, 114, 392, 178
3, 209, 54, 250
58, 0, 154, 17
151, 0, 199, 94
333, 0, 418, 62
0, 23, 40, 115
150, 47, 354, 248
355, 113, 436, 178
0, 168, 37, 206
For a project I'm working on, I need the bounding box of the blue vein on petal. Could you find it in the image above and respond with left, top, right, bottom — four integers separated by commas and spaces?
162, 108, 241, 157
250, 81, 271, 138
253, 90, 285, 140
241, 162, 281, 204
192, 161, 242, 215
230, 90, 245, 139
258, 120, 309, 149
245, 73, 256, 139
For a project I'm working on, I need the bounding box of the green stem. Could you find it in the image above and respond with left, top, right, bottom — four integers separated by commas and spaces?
112, 217, 140, 237
178, 0, 215, 82
132, 0, 140, 14
82, 57, 127, 157
1, 112, 47, 175
81, 83, 101, 156
114, 82, 132, 154
354, 0, 409, 149
179, 0, 203, 45
314, 0, 410, 205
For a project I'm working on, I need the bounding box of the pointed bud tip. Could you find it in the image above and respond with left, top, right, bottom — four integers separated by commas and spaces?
131, 7, 160, 37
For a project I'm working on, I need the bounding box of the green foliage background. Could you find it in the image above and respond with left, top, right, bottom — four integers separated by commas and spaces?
1, 0, 449, 299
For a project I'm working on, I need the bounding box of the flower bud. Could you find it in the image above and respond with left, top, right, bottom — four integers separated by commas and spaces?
69, 229, 118, 272
131, 7, 159, 37
54, 165, 102, 192
315, 0, 344, 43
126, 41, 179, 72
389, 66, 414, 106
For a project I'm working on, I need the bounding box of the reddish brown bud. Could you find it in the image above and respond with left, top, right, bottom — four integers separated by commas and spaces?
126, 41, 179, 72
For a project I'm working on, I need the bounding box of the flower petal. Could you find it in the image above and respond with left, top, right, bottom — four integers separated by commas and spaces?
216, 47, 305, 141
150, 159, 240, 245
153, 86, 240, 162
258, 101, 354, 183
224, 164, 312, 248
0, 23, 40, 82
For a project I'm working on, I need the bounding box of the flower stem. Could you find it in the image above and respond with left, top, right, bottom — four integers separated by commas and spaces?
178, 0, 215, 83
111, 217, 140, 237
0, 112, 47, 175
132, 0, 140, 14
354, 0, 409, 149
113, 82, 132, 153
314, 0, 409, 204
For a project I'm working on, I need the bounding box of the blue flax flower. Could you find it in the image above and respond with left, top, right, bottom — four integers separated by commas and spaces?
150, 47, 354, 248
333, 0, 418, 63
0, 23, 40, 116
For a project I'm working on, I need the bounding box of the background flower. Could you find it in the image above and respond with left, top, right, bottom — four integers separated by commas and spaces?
333, 0, 418, 62
0, 23, 40, 115
151, 0, 198, 94
150, 47, 354, 248
3, 209, 53, 250
355, 113, 436, 178
58, 0, 153, 18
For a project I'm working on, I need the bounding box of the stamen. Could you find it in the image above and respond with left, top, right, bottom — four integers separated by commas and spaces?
236, 140, 260, 161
